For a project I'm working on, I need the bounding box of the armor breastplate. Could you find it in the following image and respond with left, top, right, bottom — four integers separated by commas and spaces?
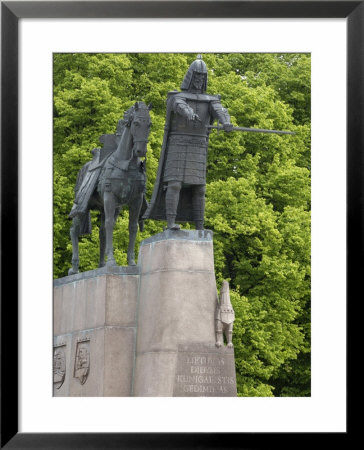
170, 96, 211, 137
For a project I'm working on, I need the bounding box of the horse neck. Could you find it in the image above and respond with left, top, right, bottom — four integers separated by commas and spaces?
113, 127, 133, 162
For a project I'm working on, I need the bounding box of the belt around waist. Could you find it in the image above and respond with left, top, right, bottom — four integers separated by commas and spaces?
169, 132, 208, 138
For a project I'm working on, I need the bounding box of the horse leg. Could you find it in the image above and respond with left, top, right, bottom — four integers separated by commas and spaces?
68, 216, 81, 275
127, 196, 142, 266
104, 190, 117, 266
98, 212, 106, 268
99, 208, 121, 267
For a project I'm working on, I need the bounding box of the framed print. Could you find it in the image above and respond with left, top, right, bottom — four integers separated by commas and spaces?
1, 1, 358, 448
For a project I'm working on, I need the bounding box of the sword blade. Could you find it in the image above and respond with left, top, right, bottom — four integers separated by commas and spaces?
208, 125, 295, 135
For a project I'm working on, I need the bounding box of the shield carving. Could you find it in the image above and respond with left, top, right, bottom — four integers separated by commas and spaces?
220, 307, 235, 325
53, 347, 66, 389
74, 341, 90, 385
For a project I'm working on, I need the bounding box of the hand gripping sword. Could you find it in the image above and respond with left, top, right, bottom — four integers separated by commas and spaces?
207, 125, 295, 135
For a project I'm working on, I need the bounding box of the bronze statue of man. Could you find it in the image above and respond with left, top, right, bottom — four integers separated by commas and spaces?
144, 55, 232, 230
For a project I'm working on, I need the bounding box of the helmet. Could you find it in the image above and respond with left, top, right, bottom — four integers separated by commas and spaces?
219, 280, 231, 305
181, 54, 208, 92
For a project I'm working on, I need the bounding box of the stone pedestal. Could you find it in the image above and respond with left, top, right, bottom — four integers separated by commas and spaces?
133, 229, 222, 396
53, 267, 139, 396
53, 230, 237, 396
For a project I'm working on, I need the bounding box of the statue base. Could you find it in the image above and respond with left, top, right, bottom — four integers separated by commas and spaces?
53, 267, 139, 396
53, 230, 237, 396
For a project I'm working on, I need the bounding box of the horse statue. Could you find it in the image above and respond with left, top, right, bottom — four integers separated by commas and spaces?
68, 101, 152, 275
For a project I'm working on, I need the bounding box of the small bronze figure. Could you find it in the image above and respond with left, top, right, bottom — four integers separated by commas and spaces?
215, 280, 235, 348
68, 102, 151, 274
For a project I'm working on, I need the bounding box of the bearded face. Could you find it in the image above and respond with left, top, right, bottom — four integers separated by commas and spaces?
190, 72, 206, 92
181, 57, 208, 92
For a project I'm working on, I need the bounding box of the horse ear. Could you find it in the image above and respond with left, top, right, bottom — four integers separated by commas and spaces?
147, 102, 153, 111
134, 102, 139, 111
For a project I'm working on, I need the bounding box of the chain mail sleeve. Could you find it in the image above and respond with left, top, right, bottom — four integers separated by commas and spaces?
210, 97, 231, 125
173, 96, 195, 120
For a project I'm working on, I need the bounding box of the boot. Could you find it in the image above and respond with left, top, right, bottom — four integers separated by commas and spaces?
167, 214, 180, 230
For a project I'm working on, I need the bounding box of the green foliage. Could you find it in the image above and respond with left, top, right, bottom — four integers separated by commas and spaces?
53, 53, 311, 397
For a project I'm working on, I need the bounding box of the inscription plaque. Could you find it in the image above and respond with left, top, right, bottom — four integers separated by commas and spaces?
173, 343, 237, 397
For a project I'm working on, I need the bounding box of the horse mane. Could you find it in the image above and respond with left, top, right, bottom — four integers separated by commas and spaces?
122, 102, 149, 127
123, 104, 135, 125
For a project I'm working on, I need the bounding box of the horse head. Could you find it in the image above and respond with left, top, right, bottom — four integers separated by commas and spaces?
127, 101, 152, 158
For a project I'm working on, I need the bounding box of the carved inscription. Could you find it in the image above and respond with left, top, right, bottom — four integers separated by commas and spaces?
173, 343, 237, 397
74, 339, 90, 385
53, 344, 66, 389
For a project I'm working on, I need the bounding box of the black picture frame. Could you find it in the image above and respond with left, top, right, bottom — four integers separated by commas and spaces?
1, 1, 357, 448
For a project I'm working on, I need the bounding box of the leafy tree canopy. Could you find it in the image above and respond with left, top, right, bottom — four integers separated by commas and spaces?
53, 53, 310, 397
